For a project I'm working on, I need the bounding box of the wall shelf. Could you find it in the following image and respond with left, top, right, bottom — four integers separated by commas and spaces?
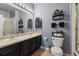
51, 20, 70, 23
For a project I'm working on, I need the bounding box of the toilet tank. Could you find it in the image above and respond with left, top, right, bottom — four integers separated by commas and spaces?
52, 37, 64, 47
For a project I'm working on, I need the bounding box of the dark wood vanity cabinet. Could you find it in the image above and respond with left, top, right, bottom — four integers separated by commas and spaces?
0, 44, 19, 56
19, 35, 41, 56
36, 36, 41, 49
0, 35, 41, 56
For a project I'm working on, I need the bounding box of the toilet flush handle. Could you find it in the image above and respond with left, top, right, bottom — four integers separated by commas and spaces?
44, 37, 48, 41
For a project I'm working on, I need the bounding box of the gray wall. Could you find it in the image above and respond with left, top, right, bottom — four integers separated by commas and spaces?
34, 3, 71, 54
1, 3, 71, 54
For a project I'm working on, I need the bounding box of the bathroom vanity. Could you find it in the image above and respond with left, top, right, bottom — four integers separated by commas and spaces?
0, 32, 41, 56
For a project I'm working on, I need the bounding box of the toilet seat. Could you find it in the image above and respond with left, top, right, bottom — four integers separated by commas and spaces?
51, 46, 63, 56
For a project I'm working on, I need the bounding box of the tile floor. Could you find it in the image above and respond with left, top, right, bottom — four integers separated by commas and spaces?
32, 48, 70, 56
32, 48, 50, 56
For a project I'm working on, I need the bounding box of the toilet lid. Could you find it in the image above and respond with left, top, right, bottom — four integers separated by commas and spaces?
51, 46, 63, 56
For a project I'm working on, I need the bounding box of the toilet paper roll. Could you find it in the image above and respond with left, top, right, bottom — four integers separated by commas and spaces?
44, 37, 48, 41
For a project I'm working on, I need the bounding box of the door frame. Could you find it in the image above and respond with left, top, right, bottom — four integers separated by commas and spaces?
71, 3, 79, 56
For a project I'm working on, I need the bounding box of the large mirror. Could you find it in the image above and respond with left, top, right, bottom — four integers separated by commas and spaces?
0, 3, 34, 39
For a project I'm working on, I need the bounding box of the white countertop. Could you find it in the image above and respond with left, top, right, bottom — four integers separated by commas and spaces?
0, 32, 41, 48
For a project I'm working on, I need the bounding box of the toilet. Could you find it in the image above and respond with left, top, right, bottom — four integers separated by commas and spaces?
51, 37, 64, 56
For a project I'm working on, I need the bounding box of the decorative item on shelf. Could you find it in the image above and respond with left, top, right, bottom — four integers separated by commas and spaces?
52, 9, 64, 20
52, 31, 64, 38
18, 30, 23, 33
51, 23, 57, 28
19, 26, 23, 28
18, 19, 23, 24
27, 19, 33, 29
35, 17, 42, 30
18, 19, 23, 33
59, 22, 65, 28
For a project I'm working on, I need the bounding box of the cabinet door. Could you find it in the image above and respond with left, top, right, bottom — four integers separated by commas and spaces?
0, 44, 19, 56
30, 38, 37, 54
19, 40, 31, 56
36, 36, 41, 49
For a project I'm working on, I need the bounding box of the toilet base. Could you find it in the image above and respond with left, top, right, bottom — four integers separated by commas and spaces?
50, 46, 63, 56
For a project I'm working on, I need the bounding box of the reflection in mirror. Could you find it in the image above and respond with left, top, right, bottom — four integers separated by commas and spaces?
27, 19, 33, 29
3, 17, 16, 35
18, 19, 24, 33
0, 3, 34, 40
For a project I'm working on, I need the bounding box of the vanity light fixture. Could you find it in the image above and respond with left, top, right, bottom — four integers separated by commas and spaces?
19, 3, 22, 7
13, 3, 33, 14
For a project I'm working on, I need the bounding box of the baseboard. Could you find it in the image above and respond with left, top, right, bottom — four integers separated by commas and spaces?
63, 53, 71, 56
40, 46, 48, 49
